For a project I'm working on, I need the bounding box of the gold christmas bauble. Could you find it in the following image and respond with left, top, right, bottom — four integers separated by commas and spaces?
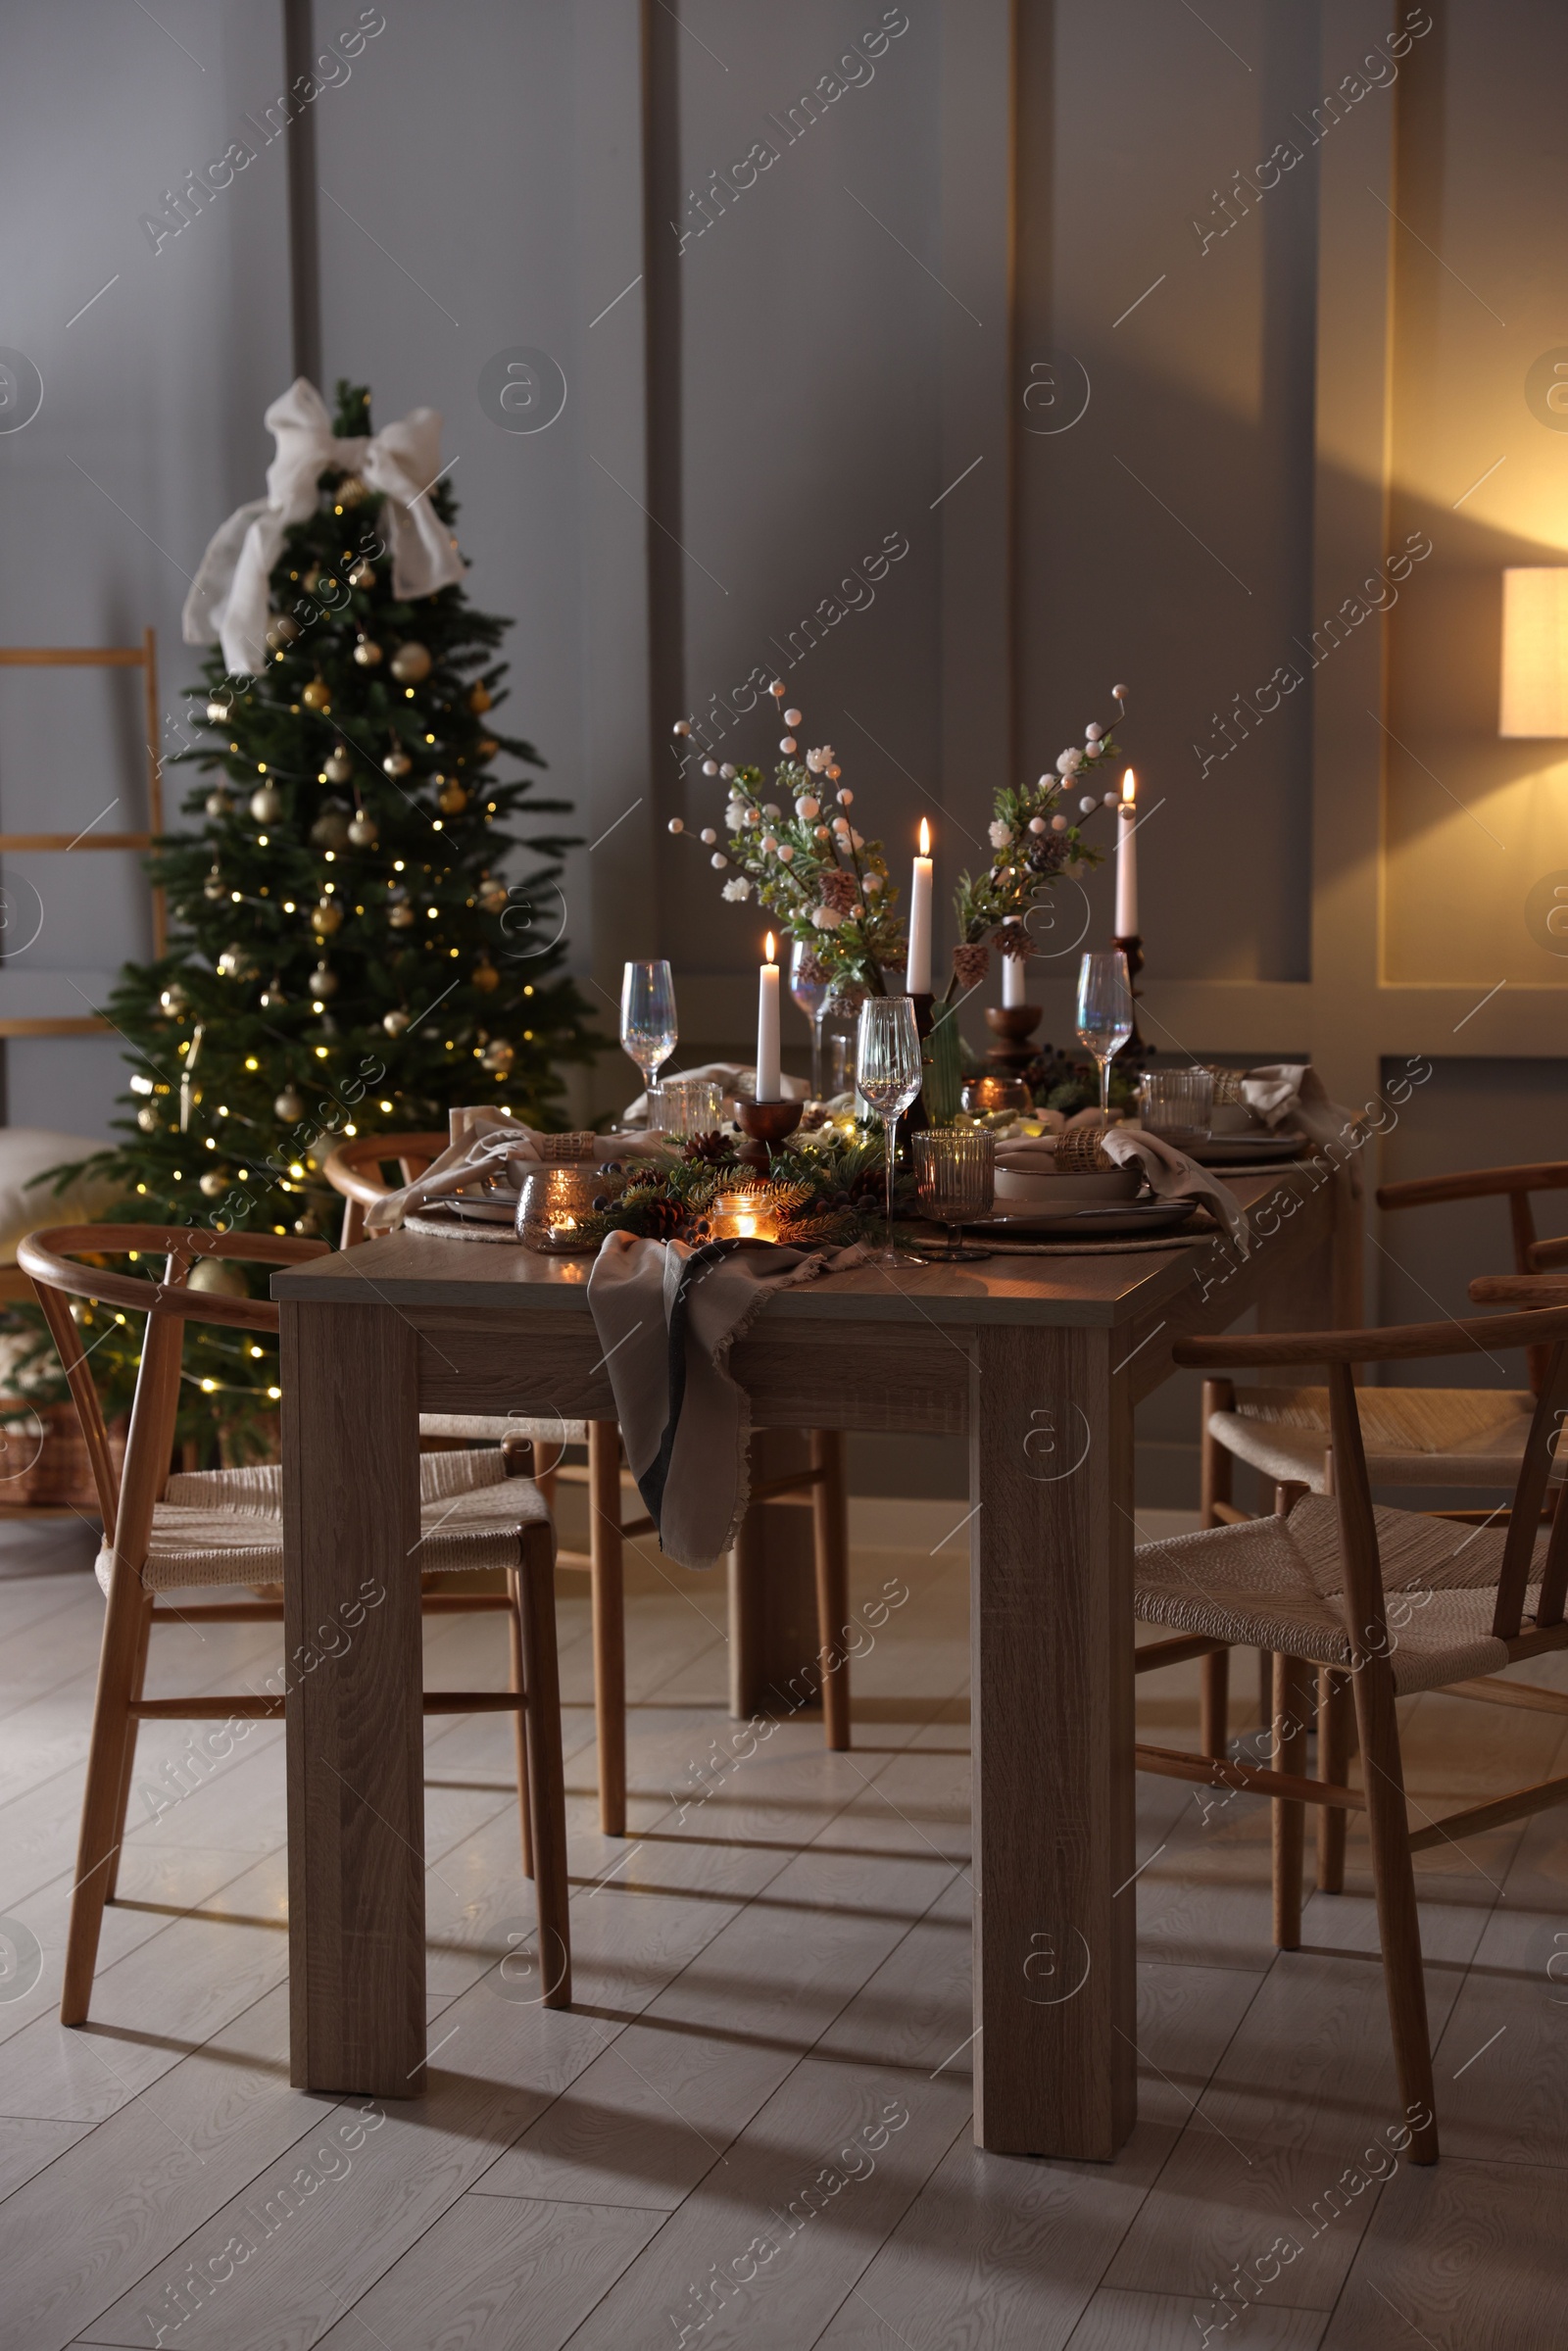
266, 615, 301, 650
390, 641, 432, 684
198, 1169, 227, 1200
312, 899, 344, 936
348, 811, 378, 848
382, 748, 412, 778
336, 474, 368, 507
348, 561, 375, 589
188, 1256, 250, 1298
136, 1104, 159, 1134
217, 944, 256, 980
274, 1087, 305, 1121
250, 783, 282, 824
159, 982, 188, 1015
324, 746, 354, 785
477, 737, 498, 758
467, 682, 492, 713
303, 679, 332, 711
302, 565, 320, 593
310, 961, 338, 998
206, 698, 232, 724
310, 808, 351, 852
478, 878, 508, 914
353, 637, 383, 668
260, 978, 287, 1008
437, 780, 467, 815
203, 868, 224, 901
388, 902, 416, 929
472, 958, 500, 993
481, 1039, 514, 1073
382, 1008, 410, 1036
205, 788, 232, 817
293, 1209, 322, 1237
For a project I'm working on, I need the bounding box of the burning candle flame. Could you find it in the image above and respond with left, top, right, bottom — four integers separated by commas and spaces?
764, 930, 776, 963
1122, 768, 1137, 805
918, 817, 931, 857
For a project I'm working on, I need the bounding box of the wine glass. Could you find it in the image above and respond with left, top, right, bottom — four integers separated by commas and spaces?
1075, 950, 1133, 1119
856, 997, 923, 1265
789, 939, 830, 1101
620, 959, 677, 1109
911, 1129, 995, 1262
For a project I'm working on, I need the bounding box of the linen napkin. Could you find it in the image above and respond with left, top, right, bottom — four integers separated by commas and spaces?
1241, 1064, 1363, 1198
362, 1108, 665, 1234
1099, 1127, 1250, 1253
995, 1131, 1250, 1254
586, 1231, 867, 1570
620, 1060, 812, 1127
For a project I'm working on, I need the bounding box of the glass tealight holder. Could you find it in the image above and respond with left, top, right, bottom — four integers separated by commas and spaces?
516, 1164, 606, 1253
1138, 1067, 1214, 1146
709, 1186, 780, 1243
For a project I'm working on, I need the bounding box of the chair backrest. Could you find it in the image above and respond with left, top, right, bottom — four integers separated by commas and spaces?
320, 1133, 448, 1248
1177, 1296, 1568, 1650
18, 1226, 329, 1558
1376, 1160, 1568, 1394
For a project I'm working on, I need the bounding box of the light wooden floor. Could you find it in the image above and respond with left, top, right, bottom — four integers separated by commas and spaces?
0, 1503, 1565, 2350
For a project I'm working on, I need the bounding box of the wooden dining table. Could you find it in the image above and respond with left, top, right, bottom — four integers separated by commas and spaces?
273, 1156, 1351, 2161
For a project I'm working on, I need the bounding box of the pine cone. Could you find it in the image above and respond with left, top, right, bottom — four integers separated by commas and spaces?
636, 1194, 688, 1242
996, 922, 1035, 961
815, 872, 858, 918
682, 1130, 739, 1166
953, 941, 990, 988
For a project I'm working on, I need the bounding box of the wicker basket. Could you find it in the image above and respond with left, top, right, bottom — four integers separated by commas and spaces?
0, 1400, 125, 1512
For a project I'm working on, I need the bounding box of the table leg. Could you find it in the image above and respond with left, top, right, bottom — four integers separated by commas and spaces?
280, 1301, 426, 2098
971, 1323, 1136, 2159
727, 1427, 819, 1720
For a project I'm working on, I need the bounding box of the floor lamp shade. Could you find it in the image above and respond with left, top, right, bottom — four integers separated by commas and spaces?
1499, 567, 1568, 736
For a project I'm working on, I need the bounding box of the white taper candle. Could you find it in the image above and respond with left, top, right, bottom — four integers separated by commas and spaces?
905, 817, 933, 995
756, 933, 782, 1101
1114, 768, 1139, 936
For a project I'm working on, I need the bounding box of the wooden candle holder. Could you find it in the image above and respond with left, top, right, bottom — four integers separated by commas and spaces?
1111, 933, 1148, 1058
735, 1096, 803, 1172
984, 1003, 1042, 1073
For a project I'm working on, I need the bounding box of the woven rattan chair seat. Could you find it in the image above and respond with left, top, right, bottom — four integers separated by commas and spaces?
1135, 1494, 1548, 1695
96, 1447, 554, 1593
1208, 1383, 1541, 1492
418, 1412, 590, 1446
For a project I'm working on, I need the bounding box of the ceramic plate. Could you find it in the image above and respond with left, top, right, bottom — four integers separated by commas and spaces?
446, 1190, 522, 1224
1189, 1132, 1307, 1165
972, 1200, 1199, 1239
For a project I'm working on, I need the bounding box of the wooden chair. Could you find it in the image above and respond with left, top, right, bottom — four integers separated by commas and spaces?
1195, 1157, 1568, 1777
321, 1133, 855, 1838
19, 1224, 570, 2023
1133, 1288, 1568, 2163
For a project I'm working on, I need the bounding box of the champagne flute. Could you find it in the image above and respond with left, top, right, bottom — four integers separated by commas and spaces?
1075, 950, 1133, 1120
620, 959, 677, 1111
856, 997, 923, 1265
789, 938, 830, 1101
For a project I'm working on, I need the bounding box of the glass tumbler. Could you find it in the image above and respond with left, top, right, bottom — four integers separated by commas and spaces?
1138, 1066, 1214, 1146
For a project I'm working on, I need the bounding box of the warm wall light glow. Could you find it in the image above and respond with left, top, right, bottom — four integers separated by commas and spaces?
918, 816, 931, 855
1122, 767, 1137, 803
763, 930, 776, 963
1500, 569, 1568, 736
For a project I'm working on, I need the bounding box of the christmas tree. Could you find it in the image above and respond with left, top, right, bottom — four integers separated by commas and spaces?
36, 379, 595, 1450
